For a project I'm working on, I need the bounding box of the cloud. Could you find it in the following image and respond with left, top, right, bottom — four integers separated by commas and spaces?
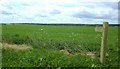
71, 6, 117, 20
50, 9, 61, 15
0, 0, 118, 24
35, 14, 48, 17
105, 2, 118, 10
1, 10, 15, 15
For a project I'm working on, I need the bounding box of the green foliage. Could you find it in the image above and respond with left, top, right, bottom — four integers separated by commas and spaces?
2, 24, 118, 67
2, 48, 99, 67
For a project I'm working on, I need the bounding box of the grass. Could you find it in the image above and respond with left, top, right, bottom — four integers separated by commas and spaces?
1, 24, 119, 67
3, 48, 98, 67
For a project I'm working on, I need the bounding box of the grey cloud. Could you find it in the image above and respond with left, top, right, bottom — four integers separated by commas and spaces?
72, 2, 117, 20
82, 2, 118, 10
50, 9, 61, 15
99, 2, 117, 9
35, 14, 48, 17
1, 10, 15, 15
104, 2, 118, 10
21, 3, 31, 6
6, 6, 14, 10
72, 11, 93, 18
1, 3, 14, 10
71, 2, 117, 20
72, 10, 115, 20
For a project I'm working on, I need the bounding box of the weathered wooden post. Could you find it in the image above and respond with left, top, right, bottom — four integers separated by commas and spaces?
100, 22, 109, 64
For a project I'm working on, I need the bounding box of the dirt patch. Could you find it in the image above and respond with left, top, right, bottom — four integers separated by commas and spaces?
2, 43, 33, 50
60, 49, 96, 59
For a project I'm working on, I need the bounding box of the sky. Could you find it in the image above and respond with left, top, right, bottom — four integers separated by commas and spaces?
0, 0, 119, 24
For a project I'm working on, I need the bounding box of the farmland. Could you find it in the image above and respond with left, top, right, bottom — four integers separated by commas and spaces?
1, 24, 119, 67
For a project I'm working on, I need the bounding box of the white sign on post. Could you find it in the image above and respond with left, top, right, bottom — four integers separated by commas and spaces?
95, 26, 103, 32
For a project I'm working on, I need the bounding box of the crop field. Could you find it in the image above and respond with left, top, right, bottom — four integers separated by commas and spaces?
1, 24, 119, 67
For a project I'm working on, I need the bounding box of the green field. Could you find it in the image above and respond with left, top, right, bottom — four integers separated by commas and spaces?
1, 24, 118, 67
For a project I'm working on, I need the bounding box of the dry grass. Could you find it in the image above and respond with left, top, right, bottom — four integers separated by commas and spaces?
60, 49, 96, 59
0, 43, 2, 49
60, 49, 70, 55
2, 43, 33, 50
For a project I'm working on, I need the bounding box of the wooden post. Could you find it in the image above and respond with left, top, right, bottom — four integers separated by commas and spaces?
100, 22, 109, 64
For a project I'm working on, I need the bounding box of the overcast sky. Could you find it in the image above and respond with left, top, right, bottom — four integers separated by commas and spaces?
0, 0, 119, 24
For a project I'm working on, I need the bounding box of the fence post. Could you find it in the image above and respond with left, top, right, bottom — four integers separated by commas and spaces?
100, 22, 109, 64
